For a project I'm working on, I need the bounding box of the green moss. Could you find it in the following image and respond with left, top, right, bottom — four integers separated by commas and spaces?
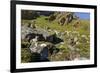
21, 48, 32, 63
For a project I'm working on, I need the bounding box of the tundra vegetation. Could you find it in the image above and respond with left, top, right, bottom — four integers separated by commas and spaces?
21, 10, 90, 63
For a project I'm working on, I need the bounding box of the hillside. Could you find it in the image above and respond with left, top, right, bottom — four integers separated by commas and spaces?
21, 11, 90, 63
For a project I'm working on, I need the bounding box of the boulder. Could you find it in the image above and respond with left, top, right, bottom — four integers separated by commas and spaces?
55, 12, 77, 25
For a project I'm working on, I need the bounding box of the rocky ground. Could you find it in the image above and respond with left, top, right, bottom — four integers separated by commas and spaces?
21, 11, 90, 63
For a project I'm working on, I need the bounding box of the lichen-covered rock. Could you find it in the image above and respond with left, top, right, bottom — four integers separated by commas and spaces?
48, 12, 78, 25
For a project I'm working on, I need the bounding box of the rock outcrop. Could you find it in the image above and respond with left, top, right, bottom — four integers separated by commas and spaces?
48, 12, 78, 25
21, 10, 40, 19
21, 25, 63, 61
